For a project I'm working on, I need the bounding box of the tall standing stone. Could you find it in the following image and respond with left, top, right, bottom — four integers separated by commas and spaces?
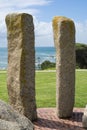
5, 13, 37, 121
52, 16, 75, 118
82, 105, 87, 128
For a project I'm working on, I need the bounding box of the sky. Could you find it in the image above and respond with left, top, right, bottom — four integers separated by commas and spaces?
0, 0, 87, 47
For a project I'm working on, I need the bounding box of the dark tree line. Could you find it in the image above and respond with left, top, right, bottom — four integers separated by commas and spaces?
76, 43, 87, 69
41, 60, 55, 70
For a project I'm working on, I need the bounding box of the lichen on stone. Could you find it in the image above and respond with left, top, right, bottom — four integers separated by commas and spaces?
52, 16, 75, 48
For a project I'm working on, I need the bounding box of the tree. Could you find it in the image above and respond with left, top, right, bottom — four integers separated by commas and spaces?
41, 60, 55, 70
76, 43, 87, 69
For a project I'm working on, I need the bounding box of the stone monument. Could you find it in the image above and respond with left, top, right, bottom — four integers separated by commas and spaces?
5, 13, 37, 121
0, 100, 34, 130
82, 105, 87, 128
52, 16, 75, 118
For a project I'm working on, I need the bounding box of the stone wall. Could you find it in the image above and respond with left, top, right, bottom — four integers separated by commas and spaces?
5, 13, 37, 121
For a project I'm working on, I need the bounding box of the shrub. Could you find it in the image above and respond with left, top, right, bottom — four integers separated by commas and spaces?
76, 43, 87, 69
41, 60, 55, 70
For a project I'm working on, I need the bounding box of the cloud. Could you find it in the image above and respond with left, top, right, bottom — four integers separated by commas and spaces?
34, 17, 52, 36
0, 0, 87, 47
1, 17, 87, 47
0, 0, 52, 47
34, 19, 87, 46
34, 17, 54, 46
0, 0, 52, 8
0, 0, 52, 23
75, 21, 87, 44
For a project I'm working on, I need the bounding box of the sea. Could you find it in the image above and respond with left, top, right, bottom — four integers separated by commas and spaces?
0, 47, 56, 70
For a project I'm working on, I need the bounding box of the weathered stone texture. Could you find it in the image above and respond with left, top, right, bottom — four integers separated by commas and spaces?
82, 105, 87, 128
52, 16, 75, 118
5, 13, 37, 121
0, 100, 34, 130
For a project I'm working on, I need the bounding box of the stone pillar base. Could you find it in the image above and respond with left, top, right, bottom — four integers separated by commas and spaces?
82, 105, 87, 128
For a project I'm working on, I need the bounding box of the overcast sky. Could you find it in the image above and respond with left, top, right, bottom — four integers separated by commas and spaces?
0, 0, 87, 47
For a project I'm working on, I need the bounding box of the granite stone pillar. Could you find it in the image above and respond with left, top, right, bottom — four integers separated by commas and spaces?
52, 16, 75, 118
82, 105, 87, 128
5, 13, 37, 121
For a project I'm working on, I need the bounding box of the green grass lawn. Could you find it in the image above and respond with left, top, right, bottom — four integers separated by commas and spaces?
0, 70, 87, 108
0, 71, 8, 102
75, 70, 87, 107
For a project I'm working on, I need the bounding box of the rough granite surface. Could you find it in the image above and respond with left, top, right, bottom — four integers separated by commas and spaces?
0, 100, 34, 130
82, 105, 87, 128
5, 13, 37, 121
52, 16, 76, 118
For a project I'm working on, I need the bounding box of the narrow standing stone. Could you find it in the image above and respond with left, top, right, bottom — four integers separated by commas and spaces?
5, 13, 37, 121
82, 105, 87, 128
52, 16, 75, 118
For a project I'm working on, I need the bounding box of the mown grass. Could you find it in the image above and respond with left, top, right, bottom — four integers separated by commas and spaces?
0, 70, 87, 108
36, 71, 56, 107
0, 71, 8, 102
75, 70, 87, 107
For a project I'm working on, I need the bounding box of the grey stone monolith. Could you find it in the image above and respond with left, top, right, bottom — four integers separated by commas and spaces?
52, 16, 75, 118
5, 13, 37, 121
0, 100, 34, 130
82, 105, 87, 128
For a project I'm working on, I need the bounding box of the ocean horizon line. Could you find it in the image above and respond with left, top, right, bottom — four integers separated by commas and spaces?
0, 46, 55, 48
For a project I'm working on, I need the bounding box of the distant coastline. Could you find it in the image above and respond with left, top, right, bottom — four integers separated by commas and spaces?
0, 47, 56, 70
